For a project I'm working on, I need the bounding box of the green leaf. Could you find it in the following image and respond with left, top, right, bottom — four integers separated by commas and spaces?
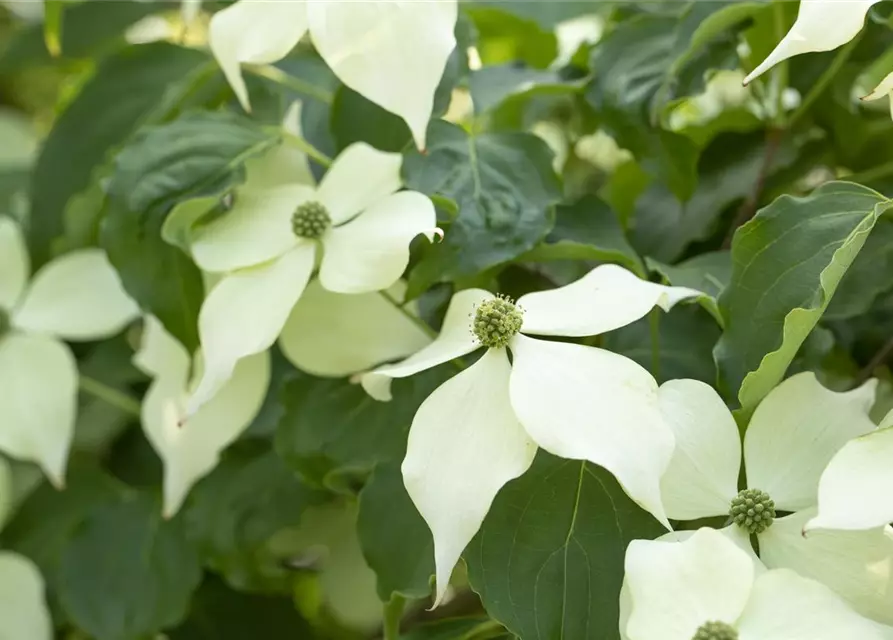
101, 111, 281, 351
465, 452, 664, 640
401, 617, 500, 640
184, 444, 325, 593
276, 367, 451, 489
58, 492, 202, 640
469, 64, 580, 114
28, 42, 211, 265
520, 194, 644, 277
330, 85, 412, 153
357, 463, 434, 601
825, 218, 893, 320
403, 121, 561, 294
464, 6, 557, 68
715, 182, 893, 411
42, 0, 64, 57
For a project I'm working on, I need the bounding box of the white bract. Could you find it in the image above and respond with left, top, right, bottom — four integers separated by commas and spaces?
184, 142, 437, 416
0, 217, 139, 485
863, 72, 893, 119
134, 316, 270, 517
362, 263, 701, 605
209, 0, 458, 148
743, 0, 881, 85
0, 552, 52, 640
622, 527, 892, 640
657, 373, 893, 624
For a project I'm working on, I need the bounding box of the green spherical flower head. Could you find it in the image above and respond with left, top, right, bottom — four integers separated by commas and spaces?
729, 488, 776, 534
692, 621, 738, 640
472, 295, 523, 348
292, 201, 331, 239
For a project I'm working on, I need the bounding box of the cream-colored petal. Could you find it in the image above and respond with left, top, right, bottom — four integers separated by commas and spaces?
738, 568, 892, 640
658, 379, 741, 520
361, 288, 490, 401
316, 142, 403, 225
743, 0, 881, 85
13, 249, 139, 341
308, 1, 457, 148
141, 320, 270, 517
190, 185, 313, 273
865, 70, 893, 102
209, 0, 309, 111
744, 373, 877, 513
319, 191, 436, 294
0, 333, 76, 486
759, 509, 893, 626
0, 552, 52, 640
508, 335, 673, 528
187, 243, 314, 417
0, 217, 29, 311
279, 279, 430, 377
808, 425, 893, 532
624, 528, 754, 640
517, 263, 701, 338
133, 316, 192, 382
402, 348, 537, 606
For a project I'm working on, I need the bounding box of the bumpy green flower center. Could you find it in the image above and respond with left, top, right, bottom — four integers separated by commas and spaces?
729, 488, 776, 534
692, 621, 738, 640
292, 201, 331, 239
472, 296, 523, 348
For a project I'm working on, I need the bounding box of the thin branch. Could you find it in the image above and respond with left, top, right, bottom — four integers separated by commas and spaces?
854, 335, 893, 387
78, 376, 141, 417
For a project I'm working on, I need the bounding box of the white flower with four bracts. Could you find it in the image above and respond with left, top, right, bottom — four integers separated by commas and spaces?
134, 316, 271, 518
657, 373, 893, 624
621, 527, 893, 640
362, 264, 701, 605
184, 142, 438, 416
209, 0, 458, 148
0, 217, 139, 486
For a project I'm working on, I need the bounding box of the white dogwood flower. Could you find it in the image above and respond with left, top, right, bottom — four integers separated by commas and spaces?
134, 316, 270, 518
863, 72, 893, 119
209, 0, 458, 148
362, 264, 701, 605
657, 373, 893, 624
0, 217, 139, 485
622, 527, 892, 640
0, 552, 52, 640
185, 142, 437, 416
744, 1, 880, 85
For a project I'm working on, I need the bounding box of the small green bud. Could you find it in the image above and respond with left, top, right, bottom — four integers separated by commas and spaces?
729, 488, 776, 534
692, 621, 738, 640
472, 295, 523, 348
292, 201, 331, 239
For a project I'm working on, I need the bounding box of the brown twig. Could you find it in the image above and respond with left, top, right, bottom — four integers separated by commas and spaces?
853, 335, 893, 387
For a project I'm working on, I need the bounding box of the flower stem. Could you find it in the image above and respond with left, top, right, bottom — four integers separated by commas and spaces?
789, 36, 860, 127
382, 594, 405, 640
243, 63, 334, 104
78, 376, 141, 417
648, 309, 661, 381
282, 130, 333, 168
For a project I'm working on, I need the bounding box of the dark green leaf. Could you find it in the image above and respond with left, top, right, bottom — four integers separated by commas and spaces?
715, 182, 892, 411
647, 251, 732, 323
101, 111, 280, 351
357, 463, 434, 601
469, 64, 579, 114
465, 453, 664, 640
331, 85, 412, 153
58, 492, 202, 640
403, 121, 561, 294
825, 217, 893, 320
401, 617, 499, 640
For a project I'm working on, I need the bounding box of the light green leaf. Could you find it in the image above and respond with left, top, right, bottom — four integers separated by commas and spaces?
715, 181, 893, 412
464, 452, 664, 640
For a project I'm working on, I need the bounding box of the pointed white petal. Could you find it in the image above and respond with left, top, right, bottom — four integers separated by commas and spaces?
279, 279, 430, 377
744, 373, 877, 512
517, 264, 700, 338
187, 244, 314, 416
865, 70, 893, 102
508, 335, 673, 527
0, 217, 29, 311
13, 249, 139, 341
141, 321, 270, 517
0, 334, 76, 486
0, 552, 52, 640
361, 288, 490, 401
209, 0, 309, 111
658, 379, 741, 520
402, 348, 537, 606
190, 185, 313, 273
738, 568, 891, 640
759, 509, 893, 626
308, 1, 458, 148
657, 524, 765, 570
316, 142, 403, 225
624, 528, 754, 640
319, 191, 436, 294
133, 316, 192, 381
743, 0, 881, 85
808, 425, 893, 532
